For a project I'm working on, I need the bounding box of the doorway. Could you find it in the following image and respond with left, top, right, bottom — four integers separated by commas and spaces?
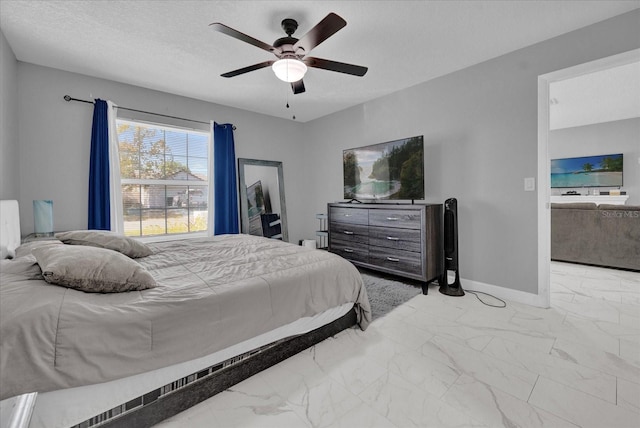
537, 48, 640, 306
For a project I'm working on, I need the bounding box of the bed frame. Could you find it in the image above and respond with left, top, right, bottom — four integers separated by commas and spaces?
73, 308, 357, 428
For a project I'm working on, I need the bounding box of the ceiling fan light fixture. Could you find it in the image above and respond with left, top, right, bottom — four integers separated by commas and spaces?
272, 58, 307, 82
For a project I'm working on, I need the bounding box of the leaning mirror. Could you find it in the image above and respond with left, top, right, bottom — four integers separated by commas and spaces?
238, 158, 288, 242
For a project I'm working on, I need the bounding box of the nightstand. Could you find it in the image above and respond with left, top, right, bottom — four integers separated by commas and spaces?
22, 233, 58, 244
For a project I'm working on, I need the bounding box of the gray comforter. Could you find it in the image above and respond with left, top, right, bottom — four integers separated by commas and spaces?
0, 234, 370, 400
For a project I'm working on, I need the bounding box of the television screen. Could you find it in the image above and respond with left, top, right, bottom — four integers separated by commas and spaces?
550, 153, 623, 188
343, 136, 424, 200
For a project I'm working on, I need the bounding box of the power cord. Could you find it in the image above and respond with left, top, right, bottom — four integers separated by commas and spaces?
464, 289, 507, 308
435, 277, 506, 308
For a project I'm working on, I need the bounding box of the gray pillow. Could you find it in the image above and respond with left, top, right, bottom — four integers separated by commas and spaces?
14, 239, 64, 259
33, 245, 157, 293
55, 230, 153, 258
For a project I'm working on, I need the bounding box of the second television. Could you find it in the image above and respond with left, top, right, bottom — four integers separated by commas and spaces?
343, 135, 424, 201
550, 153, 623, 188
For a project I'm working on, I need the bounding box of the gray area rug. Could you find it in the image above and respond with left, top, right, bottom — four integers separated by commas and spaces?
360, 269, 423, 319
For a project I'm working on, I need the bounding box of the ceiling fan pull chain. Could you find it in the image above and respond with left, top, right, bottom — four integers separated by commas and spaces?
285, 88, 295, 120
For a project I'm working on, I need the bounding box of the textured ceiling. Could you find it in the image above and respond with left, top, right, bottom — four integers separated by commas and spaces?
1, 1, 639, 122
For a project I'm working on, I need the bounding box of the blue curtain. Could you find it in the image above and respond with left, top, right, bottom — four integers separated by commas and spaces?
213, 122, 239, 235
88, 99, 110, 230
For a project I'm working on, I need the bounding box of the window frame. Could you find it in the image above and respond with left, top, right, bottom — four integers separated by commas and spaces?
115, 118, 213, 242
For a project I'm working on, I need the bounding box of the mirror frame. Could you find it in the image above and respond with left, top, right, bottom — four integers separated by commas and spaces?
237, 158, 288, 242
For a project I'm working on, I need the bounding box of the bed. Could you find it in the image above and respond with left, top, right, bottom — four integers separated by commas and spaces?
0, 200, 371, 427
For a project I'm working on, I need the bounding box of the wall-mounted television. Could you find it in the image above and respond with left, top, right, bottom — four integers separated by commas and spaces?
550, 153, 623, 188
343, 135, 424, 201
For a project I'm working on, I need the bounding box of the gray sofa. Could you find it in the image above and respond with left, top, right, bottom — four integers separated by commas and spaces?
551, 203, 640, 271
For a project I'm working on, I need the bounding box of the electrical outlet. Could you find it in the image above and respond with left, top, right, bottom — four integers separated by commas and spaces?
524, 177, 535, 191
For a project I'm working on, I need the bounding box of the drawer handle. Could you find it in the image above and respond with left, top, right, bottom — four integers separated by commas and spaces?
344, 248, 354, 253
344, 214, 352, 217
386, 257, 400, 262
343, 231, 354, 235
386, 236, 399, 241
386, 217, 399, 221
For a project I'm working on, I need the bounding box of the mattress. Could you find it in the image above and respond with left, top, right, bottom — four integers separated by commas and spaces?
0, 234, 371, 402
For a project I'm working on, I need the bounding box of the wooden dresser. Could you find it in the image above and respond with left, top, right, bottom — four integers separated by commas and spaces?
328, 203, 443, 293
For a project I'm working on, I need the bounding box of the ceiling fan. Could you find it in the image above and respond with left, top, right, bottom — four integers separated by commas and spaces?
210, 12, 368, 94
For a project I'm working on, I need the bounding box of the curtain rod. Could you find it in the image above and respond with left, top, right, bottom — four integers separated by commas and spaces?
63, 95, 236, 130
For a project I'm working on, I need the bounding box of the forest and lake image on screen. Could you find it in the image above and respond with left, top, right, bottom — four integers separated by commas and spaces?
550, 153, 623, 188
343, 136, 424, 200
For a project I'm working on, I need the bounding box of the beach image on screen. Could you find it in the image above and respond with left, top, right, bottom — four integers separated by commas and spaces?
550, 153, 623, 188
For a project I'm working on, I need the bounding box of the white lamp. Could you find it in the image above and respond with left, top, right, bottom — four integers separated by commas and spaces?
272, 58, 307, 83
33, 200, 54, 237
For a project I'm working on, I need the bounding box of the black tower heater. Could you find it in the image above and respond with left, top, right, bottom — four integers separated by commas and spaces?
439, 198, 464, 296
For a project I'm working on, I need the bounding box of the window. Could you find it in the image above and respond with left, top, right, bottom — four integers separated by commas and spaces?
116, 120, 210, 237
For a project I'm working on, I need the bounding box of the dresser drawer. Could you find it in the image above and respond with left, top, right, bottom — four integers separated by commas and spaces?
330, 241, 369, 264
329, 222, 369, 245
369, 247, 423, 276
328, 202, 443, 286
329, 207, 369, 225
369, 226, 422, 252
369, 209, 422, 229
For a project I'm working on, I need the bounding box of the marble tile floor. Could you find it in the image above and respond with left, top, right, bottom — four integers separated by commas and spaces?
156, 262, 640, 427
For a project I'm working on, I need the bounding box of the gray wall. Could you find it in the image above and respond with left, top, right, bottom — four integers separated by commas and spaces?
302, 10, 640, 295
0, 29, 19, 200
8, 10, 640, 297
16, 63, 308, 241
550, 118, 640, 205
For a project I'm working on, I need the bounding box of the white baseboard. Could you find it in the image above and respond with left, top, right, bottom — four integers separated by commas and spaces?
446, 274, 549, 309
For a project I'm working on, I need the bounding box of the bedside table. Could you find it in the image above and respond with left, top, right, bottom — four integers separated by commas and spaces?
22, 233, 58, 244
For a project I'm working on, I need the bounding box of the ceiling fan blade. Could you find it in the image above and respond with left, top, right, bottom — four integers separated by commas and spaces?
210, 22, 277, 54
293, 13, 346, 54
304, 57, 368, 77
221, 61, 275, 78
291, 79, 306, 94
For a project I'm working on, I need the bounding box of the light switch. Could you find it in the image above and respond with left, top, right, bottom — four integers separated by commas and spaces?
524, 177, 535, 191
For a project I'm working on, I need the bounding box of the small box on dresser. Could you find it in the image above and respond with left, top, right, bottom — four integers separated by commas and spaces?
328, 203, 443, 294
